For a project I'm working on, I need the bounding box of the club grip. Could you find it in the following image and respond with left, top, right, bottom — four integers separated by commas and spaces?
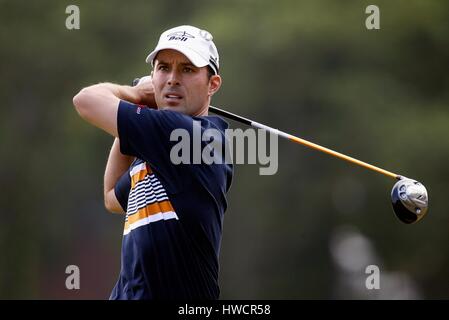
132, 78, 140, 87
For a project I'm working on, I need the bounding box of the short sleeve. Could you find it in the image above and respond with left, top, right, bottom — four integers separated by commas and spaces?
117, 100, 192, 166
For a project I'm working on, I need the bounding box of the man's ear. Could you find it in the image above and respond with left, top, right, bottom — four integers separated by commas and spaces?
208, 75, 222, 97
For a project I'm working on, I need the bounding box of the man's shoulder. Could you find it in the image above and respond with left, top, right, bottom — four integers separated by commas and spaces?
194, 116, 229, 133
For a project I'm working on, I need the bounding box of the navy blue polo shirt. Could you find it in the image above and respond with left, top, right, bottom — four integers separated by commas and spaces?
109, 100, 233, 300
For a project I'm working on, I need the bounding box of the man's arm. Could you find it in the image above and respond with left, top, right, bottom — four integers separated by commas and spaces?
73, 77, 156, 212
104, 138, 134, 214
73, 78, 156, 136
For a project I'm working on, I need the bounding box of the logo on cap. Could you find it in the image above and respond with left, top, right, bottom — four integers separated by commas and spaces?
167, 31, 194, 42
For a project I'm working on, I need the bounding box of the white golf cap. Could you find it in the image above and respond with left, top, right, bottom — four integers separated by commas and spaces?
145, 25, 219, 75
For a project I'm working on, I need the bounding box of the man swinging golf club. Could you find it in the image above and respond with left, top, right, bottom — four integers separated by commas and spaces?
74, 23, 429, 301
73, 25, 233, 300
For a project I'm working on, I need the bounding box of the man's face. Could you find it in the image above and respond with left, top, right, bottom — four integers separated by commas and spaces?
152, 49, 221, 116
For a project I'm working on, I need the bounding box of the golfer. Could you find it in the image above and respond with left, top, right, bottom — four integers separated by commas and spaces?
73, 25, 233, 300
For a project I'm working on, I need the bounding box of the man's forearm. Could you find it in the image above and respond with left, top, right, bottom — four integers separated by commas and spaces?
82, 80, 156, 106
73, 80, 156, 137
104, 138, 134, 194
89, 83, 141, 104
73, 83, 126, 137
103, 138, 134, 213
73, 81, 151, 137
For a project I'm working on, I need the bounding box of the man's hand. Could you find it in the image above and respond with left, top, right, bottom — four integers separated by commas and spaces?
133, 76, 157, 107
109, 76, 156, 107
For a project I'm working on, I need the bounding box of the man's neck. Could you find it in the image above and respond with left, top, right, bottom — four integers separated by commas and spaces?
193, 105, 209, 116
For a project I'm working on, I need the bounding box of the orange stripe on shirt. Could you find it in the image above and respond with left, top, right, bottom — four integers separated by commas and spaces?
130, 164, 153, 189
124, 200, 175, 230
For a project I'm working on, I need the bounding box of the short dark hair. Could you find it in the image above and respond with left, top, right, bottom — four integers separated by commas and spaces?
207, 66, 216, 79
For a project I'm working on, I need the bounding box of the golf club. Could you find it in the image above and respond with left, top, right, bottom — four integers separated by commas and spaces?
132, 77, 429, 224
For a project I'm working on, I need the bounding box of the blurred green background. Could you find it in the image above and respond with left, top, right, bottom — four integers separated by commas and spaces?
0, 0, 448, 299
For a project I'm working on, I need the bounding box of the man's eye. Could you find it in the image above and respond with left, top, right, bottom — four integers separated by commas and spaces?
183, 67, 194, 73
158, 65, 168, 71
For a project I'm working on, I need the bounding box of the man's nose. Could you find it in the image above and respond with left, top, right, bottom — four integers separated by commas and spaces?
167, 70, 180, 86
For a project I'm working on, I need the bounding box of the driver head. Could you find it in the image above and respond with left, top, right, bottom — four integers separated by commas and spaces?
391, 177, 429, 224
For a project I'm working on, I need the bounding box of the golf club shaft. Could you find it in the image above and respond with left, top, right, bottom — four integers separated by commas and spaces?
209, 106, 401, 180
